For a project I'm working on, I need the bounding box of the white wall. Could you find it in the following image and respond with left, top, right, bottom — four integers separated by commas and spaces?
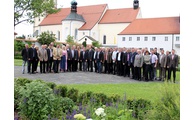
38, 25, 62, 41
99, 23, 130, 45
118, 34, 180, 55
62, 21, 85, 42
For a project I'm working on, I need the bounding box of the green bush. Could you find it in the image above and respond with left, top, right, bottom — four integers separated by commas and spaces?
14, 40, 24, 52
67, 88, 79, 103
18, 81, 62, 119
61, 97, 75, 113
127, 98, 152, 120
78, 91, 94, 104
37, 31, 56, 45
55, 85, 68, 97
46, 82, 57, 90
92, 41, 101, 48
14, 78, 32, 86
146, 82, 180, 120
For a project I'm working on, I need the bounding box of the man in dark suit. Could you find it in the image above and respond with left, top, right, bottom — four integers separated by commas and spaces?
88, 45, 94, 72
116, 48, 123, 76
47, 44, 53, 73
71, 45, 78, 72
45, 44, 50, 73
80, 47, 88, 71
107, 48, 113, 74
66, 44, 72, 72
27, 43, 36, 74
93, 47, 98, 72
130, 48, 137, 79
21, 44, 29, 74
96, 48, 104, 73
167, 49, 179, 83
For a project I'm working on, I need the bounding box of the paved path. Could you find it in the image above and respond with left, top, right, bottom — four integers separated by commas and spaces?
14, 66, 161, 84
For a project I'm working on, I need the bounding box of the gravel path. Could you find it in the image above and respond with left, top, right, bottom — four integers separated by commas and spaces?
14, 66, 161, 84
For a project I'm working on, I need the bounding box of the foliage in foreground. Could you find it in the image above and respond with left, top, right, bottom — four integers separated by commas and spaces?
145, 82, 180, 120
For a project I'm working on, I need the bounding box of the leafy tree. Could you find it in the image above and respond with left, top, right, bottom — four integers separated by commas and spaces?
14, 40, 24, 52
14, 0, 60, 27
66, 35, 74, 43
37, 31, 56, 45
92, 41, 101, 48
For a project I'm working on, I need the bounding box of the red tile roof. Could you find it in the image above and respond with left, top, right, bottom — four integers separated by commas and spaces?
99, 8, 140, 24
39, 4, 107, 30
119, 17, 180, 35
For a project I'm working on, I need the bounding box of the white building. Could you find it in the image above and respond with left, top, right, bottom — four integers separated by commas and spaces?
118, 17, 180, 55
33, 0, 141, 46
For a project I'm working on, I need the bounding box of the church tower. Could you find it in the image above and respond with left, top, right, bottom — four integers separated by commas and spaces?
133, 0, 139, 9
62, 0, 85, 41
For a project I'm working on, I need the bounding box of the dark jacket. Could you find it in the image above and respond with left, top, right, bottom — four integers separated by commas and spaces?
21, 48, 28, 61
80, 51, 88, 62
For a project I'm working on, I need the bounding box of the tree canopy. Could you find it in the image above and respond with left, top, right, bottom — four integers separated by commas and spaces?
14, 0, 60, 27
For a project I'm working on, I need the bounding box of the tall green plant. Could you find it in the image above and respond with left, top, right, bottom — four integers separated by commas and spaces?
37, 31, 56, 45
146, 82, 180, 120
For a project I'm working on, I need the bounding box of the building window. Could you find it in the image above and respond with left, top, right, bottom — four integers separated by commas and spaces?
176, 36, 180, 41
144, 37, 148, 41
150, 48, 153, 51
83, 32, 85, 35
122, 37, 125, 41
75, 29, 78, 39
165, 36, 168, 41
103, 35, 106, 44
152, 37, 156, 41
160, 48, 163, 51
129, 37, 132, 41
137, 37, 140, 41
58, 31, 60, 41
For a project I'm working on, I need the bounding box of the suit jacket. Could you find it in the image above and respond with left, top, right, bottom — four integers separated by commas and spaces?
28, 47, 36, 60
122, 52, 128, 64
67, 48, 72, 60
21, 48, 28, 61
127, 52, 132, 65
96, 51, 104, 61
116, 52, 123, 62
46, 48, 51, 60
107, 52, 112, 63
131, 52, 137, 64
53, 48, 62, 60
80, 51, 88, 62
71, 49, 78, 60
168, 54, 179, 68
38, 49, 48, 61
88, 49, 94, 61
134, 54, 143, 67
159, 54, 167, 67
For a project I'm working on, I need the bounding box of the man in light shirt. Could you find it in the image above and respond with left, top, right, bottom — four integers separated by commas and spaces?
150, 49, 158, 80
112, 47, 118, 75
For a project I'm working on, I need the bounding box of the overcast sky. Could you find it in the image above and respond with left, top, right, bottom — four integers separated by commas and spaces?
15, 0, 180, 36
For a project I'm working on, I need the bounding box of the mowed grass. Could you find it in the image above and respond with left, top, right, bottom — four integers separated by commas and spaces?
66, 82, 180, 103
15, 59, 23, 66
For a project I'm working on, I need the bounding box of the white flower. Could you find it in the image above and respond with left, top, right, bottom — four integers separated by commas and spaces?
95, 108, 105, 116
86, 119, 93, 120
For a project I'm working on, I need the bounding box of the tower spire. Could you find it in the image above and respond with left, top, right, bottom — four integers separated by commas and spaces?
133, 0, 139, 9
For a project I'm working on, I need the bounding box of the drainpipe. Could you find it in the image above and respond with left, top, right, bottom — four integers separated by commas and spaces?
172, 34, 174, 50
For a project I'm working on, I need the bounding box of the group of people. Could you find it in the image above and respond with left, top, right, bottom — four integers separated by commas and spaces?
21, 42, 179, 83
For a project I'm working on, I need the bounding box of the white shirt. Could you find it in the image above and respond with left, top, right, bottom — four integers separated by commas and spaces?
94, 51, 97, 59
112, 51, 117, 61
117, 52, 121, 61
150, 54, 158, 64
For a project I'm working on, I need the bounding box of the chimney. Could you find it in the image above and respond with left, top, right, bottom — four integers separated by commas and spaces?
133, 0, 139, 9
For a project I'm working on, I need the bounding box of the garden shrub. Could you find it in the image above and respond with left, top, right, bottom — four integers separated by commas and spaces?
78, 91, 94, 104
46, 82, 57, 90
146, 82, 180, 120
67, 88, 79, 103
55, 85, 68, 97
127, 98, 152, 120
14, 78, 32, 86
61, 97, 75, 113
18, 81, 62, 119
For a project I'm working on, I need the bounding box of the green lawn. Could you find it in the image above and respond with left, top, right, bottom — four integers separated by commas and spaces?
66, 82, 180, 103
